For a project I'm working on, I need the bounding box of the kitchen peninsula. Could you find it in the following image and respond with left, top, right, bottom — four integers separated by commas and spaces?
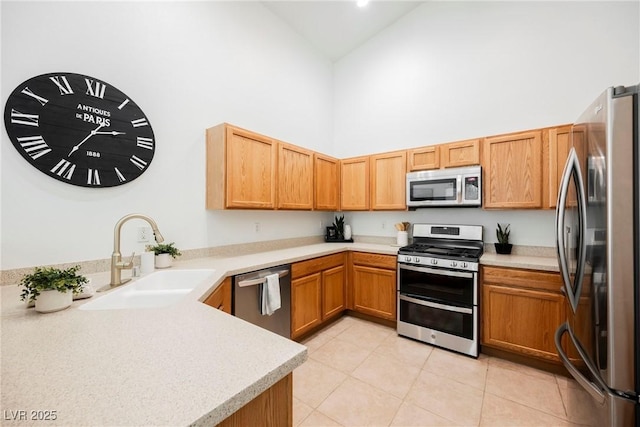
1, 241, 558, 426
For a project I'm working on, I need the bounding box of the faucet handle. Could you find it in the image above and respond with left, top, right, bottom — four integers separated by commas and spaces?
118, 252, 135, 269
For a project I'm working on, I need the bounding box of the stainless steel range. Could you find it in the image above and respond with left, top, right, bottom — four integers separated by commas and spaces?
397, 223, 483, 358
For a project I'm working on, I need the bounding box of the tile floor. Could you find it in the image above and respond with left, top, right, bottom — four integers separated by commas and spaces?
293, 315, 586, 427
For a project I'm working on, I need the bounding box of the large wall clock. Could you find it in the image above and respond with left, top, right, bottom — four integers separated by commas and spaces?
3, 72, 155, 187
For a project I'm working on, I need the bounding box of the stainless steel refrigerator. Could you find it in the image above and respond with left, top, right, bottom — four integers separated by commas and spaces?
554, 84, 639, 426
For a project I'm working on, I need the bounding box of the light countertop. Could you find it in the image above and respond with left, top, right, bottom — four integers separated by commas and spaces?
0, 241, 557, 426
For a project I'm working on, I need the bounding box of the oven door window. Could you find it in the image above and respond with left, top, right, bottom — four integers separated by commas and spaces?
399, 265, 474, 306
410, 178, 457, 201
399, 296, 474, 340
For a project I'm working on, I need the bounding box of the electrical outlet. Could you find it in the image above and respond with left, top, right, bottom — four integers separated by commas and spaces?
254, 222, 260, 233
382, 221, 386, 229
137, 227, 151, 242
320, 221, 324, 230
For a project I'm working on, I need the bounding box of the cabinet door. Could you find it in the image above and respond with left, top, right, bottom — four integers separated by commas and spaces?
482, 283, 564, 362
291, 273, 322, 339
278, 142, 313, 210
441, 139, 481, 168
352, 265, 396, 320
322, 265, 345, 320
542, 125, 571, 209
314, 153, 340, 211
340, 156, 370, 211
483, 131, 542, 208
225, 126, 277, 209
407, 145, 439, 171
370, 151, 407, 210
203, 277, 232, 314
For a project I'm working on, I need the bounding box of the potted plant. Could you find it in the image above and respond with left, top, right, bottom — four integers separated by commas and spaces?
495, 223, 513, 254
333, 215, 345, 240
147, 242, 182, 268
20, 265, 88, 313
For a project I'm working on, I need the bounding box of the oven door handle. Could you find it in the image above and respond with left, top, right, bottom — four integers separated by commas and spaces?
399, 294, 473, 315
399, 263, 473, 279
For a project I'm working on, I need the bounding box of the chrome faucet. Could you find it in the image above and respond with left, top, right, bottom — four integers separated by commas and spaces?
110, 213, 164, 287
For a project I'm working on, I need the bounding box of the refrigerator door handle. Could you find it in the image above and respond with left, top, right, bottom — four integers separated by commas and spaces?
555, 147, 588, 313
554, 322, 607, 405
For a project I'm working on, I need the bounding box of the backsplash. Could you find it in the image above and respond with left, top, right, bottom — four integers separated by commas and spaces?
0, 235, 324, 286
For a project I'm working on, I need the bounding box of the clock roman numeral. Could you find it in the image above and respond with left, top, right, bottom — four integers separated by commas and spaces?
50, 159, 76, 180
114, 167, 126, 183
49, 75, 74, 95
117, 98, 130, 110
17, 136, 52, 160
85, 79, 106, 99
130, 155, 147, 170
136, 137, 154, 150
21, 87, 49, 106
87, 169, 101, 186
10, 109, 39, 127
131, 118, 148, 128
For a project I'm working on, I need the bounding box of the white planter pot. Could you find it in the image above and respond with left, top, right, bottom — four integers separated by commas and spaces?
155, 253, 173, 269
35, 290, 73, 313
343, 225, 352, 240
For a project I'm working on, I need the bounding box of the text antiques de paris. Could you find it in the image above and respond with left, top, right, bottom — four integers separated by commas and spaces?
4, 73, 155, 188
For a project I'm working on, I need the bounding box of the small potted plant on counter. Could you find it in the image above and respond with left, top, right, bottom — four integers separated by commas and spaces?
147, 242, 182, 268
495, 223, 513, 254
20, 265, 88, 313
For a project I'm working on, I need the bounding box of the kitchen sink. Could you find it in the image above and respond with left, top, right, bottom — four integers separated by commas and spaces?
79, 269, 217, 310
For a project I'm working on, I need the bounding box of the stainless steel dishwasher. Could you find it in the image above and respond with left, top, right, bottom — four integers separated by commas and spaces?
233, 264, 291, 338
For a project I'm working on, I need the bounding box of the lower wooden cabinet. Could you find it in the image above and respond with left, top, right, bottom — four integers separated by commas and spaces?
217, 373, 292, 427
291, 253, 345, 339
203, 277, 232, 314
350, 252, 397, 321
291, 273, 322, 338
481, 266, 564, 363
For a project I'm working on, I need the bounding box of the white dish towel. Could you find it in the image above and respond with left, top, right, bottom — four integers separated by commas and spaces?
261, 273, 281, 316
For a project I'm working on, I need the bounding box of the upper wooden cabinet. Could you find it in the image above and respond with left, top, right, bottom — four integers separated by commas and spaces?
370, 150, 406, 210
206, 123, 277, 209
441, 139, 481, 168
407, 145, 439, 171
340, 156, 370, 211
314, 153, 340, 211
278, 142, 313, 210
483, 130, 542, 209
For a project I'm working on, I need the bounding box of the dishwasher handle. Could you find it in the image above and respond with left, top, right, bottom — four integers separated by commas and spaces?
237, 269, 289, 288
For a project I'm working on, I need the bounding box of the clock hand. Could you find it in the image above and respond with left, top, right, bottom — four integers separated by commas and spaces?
93, 130, 126, 136
68, 124, 105, 157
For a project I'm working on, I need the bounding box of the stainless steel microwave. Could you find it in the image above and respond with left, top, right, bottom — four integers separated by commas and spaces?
406, 165, 482, 208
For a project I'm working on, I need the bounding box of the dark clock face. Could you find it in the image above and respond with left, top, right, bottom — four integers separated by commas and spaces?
3, 72, 155, 187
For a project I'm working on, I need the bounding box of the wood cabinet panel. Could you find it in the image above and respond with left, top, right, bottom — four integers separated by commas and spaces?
322, 265, 345, 320
351, 252, 397, 270
203, 277, 232, 314
217, 373, 292, 427
407, 145, 439, 171
441, 139, 481, 168
314, 153, 340, 211
482, 283, 564, 362
277, 142, 313, 210
352, 265, 396, 320
370, 151, 407, 210
291, 273, 322, 339
482, 266, 563, 293
206, 123, 277, 209
292, 253, 345, 279
483, 131, 542, 208
340, 156, 370, 211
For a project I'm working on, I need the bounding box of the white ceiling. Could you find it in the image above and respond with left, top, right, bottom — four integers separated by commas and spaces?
262, 1, 426, 61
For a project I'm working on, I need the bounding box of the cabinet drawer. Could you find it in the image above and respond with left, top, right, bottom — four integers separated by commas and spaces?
482, 266, 562, 293
292, 253, 345, 279
351, 252, 396, 270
